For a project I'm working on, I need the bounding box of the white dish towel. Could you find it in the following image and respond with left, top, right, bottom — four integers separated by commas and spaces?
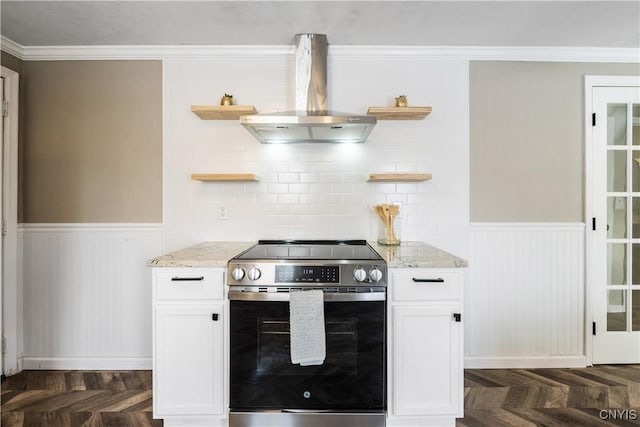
289, 289, 326, 366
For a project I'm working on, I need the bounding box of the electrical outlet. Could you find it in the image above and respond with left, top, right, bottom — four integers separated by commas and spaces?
219, 206, 229, 220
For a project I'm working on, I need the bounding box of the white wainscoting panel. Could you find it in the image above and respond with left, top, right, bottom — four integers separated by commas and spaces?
466, 223, 586, 368
21, 224, 162, 370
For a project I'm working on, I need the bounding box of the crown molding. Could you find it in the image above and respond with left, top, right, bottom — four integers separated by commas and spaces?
1, 36, 25, 60
330, 46, 640, 63
2, 39, 638, 63
21, 44, 294, 60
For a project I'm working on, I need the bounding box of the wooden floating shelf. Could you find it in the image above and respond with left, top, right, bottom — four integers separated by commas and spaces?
191, 173, 258, 182
191, 105, 257, 120
367, 106, 432, 120
367, 173, 432, 182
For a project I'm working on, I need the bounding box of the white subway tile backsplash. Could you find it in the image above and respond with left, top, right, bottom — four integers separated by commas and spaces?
264, 204, 289, 215
308, 183, 333, 194
278, 172, 299, 183
321, 174, 343, 183
396, 183, 418, 194
256, 193, 278, 204
407, 193, 425, 204
332, 183, 356, 194
340, 173, 365, 183
307, 162, 334, 173
395, 163, 419, 173
288, 183, 310, 193
163, 57, 469, 249
278, 193, 299, 204
288, 162, 310, 173
260, 172, 279, 183
267, 183, 288, 194
299, 193, 343, 205
300, 173, 322, 183
374, 183, 396, 194
387, 194, 408, 205
408, 214, 429, 226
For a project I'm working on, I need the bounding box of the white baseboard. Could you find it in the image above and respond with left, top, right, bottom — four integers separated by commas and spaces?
163, 418, 227, 427
464, 355, 588, 369
22, 357, 152, 370
386, 416, 456, 427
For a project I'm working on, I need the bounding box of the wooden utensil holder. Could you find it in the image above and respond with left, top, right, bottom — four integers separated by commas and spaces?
374, 204, 400, 246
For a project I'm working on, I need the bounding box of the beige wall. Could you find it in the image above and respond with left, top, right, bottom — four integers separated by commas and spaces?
470, 61, 640, 222
22, 60, 162, 222
1, 51, 23, 74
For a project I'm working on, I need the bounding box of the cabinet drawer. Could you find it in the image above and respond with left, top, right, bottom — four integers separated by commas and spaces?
391, 270, 461, 302
155, 269, 224, 300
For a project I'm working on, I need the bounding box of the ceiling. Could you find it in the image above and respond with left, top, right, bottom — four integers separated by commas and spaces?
1, 1, 639, 48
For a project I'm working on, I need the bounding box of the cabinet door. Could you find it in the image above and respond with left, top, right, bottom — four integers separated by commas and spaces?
155, 304, 224, 416
392, 305, 462, 417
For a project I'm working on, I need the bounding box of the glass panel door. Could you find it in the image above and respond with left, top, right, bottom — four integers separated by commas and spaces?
606, 103, 633, 332
592, 83, 640, 363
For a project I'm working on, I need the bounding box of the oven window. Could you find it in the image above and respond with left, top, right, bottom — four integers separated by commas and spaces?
230, 299, 385, 410
257, 318, 358, 376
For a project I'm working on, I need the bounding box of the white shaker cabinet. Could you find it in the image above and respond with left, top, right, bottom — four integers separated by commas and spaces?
152, 268, 227, 427
387, 269, 464, 427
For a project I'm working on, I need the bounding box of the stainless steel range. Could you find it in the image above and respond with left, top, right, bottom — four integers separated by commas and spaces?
227, 240, 387, 427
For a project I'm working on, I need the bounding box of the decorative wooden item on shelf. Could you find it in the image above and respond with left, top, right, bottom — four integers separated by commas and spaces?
191, 173, 258, 182
366, 106, 432, 120
367, 173, 432, 182
191, 105, 257, 120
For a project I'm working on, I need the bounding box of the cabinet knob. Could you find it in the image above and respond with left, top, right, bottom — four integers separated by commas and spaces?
212, 313, 219, 321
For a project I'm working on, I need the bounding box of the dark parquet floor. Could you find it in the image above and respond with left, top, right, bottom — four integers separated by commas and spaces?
1, 371, 159, 427
459, 364, 640, 426
1, 366, 639, 426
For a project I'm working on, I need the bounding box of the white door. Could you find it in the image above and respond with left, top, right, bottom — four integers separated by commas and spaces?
0, 76, 4, 375
0, 66, 18, 376
591, 81, 640, 363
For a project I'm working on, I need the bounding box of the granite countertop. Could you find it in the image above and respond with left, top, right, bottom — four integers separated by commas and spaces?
147, 241, 254, 268
148, 240, 467, 269
368, 241, 468, 268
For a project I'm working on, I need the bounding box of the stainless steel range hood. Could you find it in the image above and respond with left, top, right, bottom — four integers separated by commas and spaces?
240, 34, 376, 144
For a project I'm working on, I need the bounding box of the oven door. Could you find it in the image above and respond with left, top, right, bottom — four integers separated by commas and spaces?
229, 291, 386, 411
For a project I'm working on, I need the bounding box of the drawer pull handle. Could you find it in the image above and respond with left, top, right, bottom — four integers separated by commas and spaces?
171, 276, 205, 282
412, 277, 445, 283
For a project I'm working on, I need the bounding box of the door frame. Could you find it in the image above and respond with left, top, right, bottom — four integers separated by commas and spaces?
585, 75, 640, 365
1, 66, 20, 375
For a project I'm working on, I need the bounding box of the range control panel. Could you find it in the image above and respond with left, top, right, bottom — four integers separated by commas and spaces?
227, 262, 387, 287
275, 265, 339, 283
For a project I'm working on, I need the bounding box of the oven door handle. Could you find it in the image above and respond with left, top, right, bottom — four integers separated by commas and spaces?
228, 290, 386, 302
281, 409, 336, 413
